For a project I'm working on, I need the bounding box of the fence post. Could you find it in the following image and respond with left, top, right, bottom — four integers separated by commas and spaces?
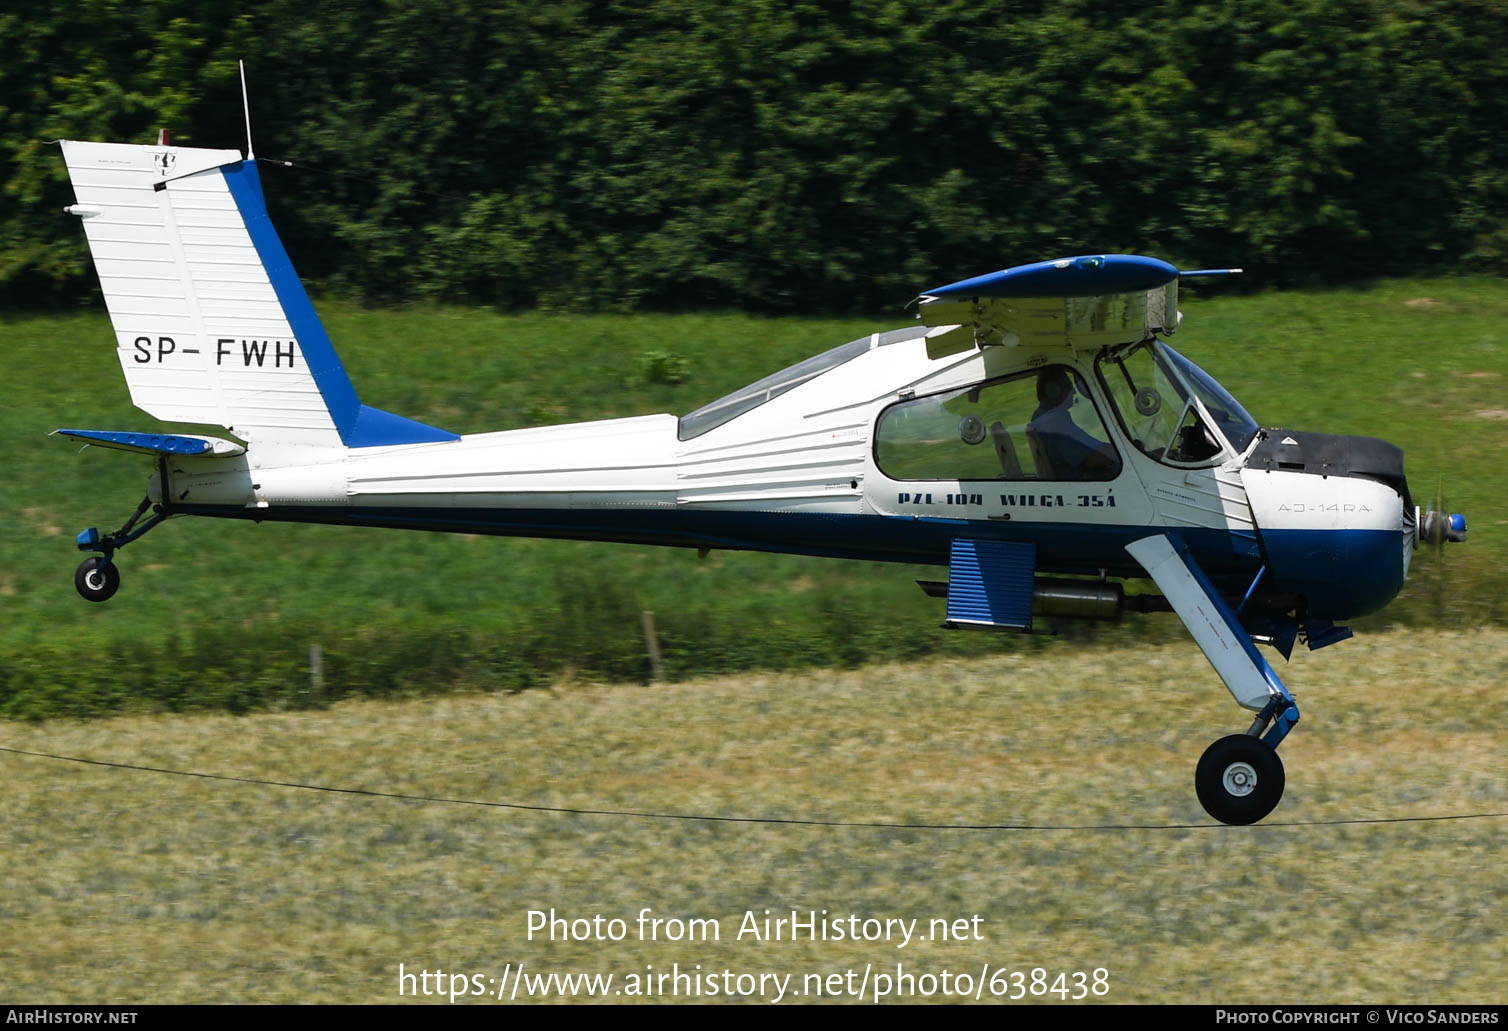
641, 610, 664, 682
309, 642, 324, 702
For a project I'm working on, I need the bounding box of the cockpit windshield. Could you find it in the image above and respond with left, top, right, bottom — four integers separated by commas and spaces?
1094, 340, 1256, 465
1160, 345, 1259, 453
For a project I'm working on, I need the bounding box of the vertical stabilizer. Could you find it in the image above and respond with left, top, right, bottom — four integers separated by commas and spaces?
60, 139, 456, 449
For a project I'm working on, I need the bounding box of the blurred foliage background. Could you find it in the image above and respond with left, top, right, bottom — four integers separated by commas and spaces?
4, 0, 1507, 311
3, 2, 1504, 719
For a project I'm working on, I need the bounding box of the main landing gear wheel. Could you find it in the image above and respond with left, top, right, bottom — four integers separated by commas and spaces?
74, 557, 120, 603
1196, 734, 1285, 825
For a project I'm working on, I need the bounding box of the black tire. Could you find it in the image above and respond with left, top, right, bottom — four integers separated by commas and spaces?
1195, 734, 1285, 825
75, 557, 121, 603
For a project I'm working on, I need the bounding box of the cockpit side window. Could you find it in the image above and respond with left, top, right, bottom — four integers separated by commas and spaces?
1095, 341, 1225, 466
875, 365, 1120, 481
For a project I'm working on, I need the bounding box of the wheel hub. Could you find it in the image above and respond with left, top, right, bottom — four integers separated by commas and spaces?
1222, 761, 1257, 797
1197, 734, 1286, 825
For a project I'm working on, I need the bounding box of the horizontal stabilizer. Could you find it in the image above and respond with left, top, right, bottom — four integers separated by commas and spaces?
54, 428, 245, 457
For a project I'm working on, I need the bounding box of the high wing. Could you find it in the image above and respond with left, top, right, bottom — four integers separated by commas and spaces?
916, 253, 1238, 359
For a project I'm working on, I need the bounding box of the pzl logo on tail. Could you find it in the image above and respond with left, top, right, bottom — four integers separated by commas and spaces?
153, 151, 175, 175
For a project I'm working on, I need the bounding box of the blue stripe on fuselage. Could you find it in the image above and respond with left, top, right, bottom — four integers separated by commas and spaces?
171, 502, 1264, 584
175, 498, 1402, 619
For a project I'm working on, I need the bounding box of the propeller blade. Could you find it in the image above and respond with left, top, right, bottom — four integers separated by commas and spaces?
1435, 479, 1445, 559
1420, 479, 1467, 551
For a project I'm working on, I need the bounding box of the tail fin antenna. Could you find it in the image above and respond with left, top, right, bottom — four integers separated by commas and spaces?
239, 59, 254, 160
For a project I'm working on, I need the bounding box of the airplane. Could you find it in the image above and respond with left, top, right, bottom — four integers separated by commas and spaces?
53, 133, 1467, 826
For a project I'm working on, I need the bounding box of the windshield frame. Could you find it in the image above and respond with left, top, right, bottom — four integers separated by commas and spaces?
1158, 343, 1260, 455
1094, 338, 1245, 468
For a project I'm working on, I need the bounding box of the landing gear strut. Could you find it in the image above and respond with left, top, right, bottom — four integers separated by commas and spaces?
72, 495, 169, 602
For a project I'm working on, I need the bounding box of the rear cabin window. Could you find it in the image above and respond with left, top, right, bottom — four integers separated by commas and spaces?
678, 327, 927, 441
875, 366, 1120, 481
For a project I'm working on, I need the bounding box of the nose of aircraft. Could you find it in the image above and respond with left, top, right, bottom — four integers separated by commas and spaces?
1240, 429, 1421, 620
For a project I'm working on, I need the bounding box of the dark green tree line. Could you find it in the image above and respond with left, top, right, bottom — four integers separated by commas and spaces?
3, 0, 1505, 311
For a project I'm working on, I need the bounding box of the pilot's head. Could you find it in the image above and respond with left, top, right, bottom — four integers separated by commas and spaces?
1037, 368, 1074, 409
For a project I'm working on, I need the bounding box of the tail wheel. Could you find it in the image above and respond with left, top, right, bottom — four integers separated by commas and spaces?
75, 557, 121, 603
1196, 734, 1285, 825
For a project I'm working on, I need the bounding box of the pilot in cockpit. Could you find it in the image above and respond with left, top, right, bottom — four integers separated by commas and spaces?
1027, 368, 1118, 479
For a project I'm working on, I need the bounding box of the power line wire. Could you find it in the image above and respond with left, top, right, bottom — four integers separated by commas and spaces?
3, 745, 1503, 832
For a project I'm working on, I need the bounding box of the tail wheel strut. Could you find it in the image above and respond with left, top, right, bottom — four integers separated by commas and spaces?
71, 494, 169, 603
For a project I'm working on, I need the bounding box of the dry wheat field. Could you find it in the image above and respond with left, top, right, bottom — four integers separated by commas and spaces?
1, 627, 1504, 1004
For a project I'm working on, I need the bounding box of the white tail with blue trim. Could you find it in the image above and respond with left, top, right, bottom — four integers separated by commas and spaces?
60, 140, 455, 450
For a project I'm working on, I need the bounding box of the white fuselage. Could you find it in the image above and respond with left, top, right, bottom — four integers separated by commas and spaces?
154, 331, 1411, 620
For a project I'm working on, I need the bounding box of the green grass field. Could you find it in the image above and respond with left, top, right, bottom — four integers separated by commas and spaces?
1, 628, 1503, 1004
2, 276, 1506, 718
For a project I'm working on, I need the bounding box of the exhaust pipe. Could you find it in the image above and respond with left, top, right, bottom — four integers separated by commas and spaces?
917, 577, 1173, 621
